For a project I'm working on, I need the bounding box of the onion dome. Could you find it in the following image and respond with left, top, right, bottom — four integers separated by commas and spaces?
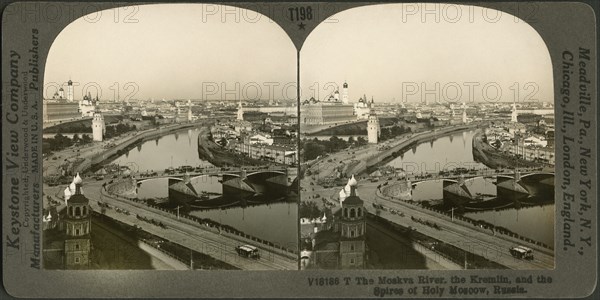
73, 173, 83, 185
343, 185, 363, 205
339, 188, 347, 201
348, 175, 357, 186
43, 211, 52, 222
64, 186, 72, 202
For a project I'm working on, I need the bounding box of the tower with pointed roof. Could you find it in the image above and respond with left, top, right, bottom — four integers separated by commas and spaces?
67, 79, 74, 102
63, 175, 91, 269
187, 100, 193, 122
367, 98, 380, 144
237, 99, 244, 121
511, 102, 518, 122
342, 82, 349, 104
92, 109, 105, 141
336, 181, 366, 269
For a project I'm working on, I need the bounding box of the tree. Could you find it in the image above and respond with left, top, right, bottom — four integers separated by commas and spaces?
81, 134, 92, 144
348, 136, 355, 145
303, 142, 325, 161
357, 136, 367, 146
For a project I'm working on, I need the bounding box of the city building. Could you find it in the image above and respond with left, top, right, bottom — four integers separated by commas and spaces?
79, 92, 98, 117
43, 100, 81, 124
301, 101, 355, 125
354, 94, 371, 120
232, 136, 297, 165
300, 81, 358, 125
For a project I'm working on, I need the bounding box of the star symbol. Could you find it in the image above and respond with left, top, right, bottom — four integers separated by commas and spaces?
298, 22, 306, 30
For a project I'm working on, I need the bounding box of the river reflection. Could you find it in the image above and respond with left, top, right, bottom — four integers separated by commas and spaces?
464, 205, 554, 246
387, 130, 486, 172
113, 128, 213, 172
411, 177, 497, 202
410, 178, 555, 246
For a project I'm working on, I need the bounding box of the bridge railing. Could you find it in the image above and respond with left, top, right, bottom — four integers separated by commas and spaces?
375, 189, 554, 252
132, 164, 288, 179
103, 187, 298, 258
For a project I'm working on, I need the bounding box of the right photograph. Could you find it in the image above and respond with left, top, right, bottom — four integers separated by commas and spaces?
298, 3, 555, 270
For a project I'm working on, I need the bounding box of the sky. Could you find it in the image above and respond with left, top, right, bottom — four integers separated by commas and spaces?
44, 4, 296, 101
300, 4, 553, 104
45, 3, 553, 104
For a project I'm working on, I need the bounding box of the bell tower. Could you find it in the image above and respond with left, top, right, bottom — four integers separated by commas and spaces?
342, 81, 349, 104
67, 79, 74, 102
337, 183, 366, 269
237, 99, 244, 121
63, 175, 91, 269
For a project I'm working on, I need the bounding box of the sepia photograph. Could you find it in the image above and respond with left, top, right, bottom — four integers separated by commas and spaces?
3, 0, 598, 298
41, 4, 299, 270
298, 3, 555, 270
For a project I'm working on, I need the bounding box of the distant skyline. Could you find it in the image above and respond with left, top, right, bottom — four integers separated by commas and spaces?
300, 4, 553, 104
45, 3, 553, 104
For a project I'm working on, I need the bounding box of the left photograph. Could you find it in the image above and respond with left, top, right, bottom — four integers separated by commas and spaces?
41, 4, 299, 270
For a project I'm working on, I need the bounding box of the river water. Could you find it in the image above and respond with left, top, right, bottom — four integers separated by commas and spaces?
113, 128, 213, 172
384, 130, 555, 246
111, 128, 298, 247
387, 130, 487, 172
